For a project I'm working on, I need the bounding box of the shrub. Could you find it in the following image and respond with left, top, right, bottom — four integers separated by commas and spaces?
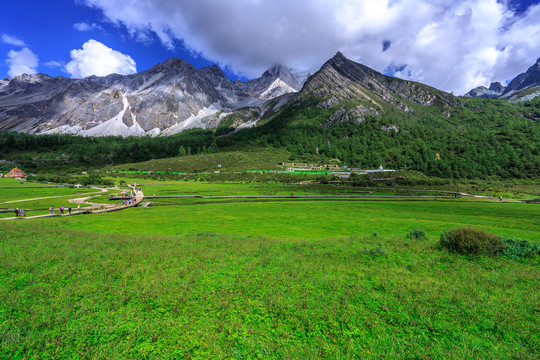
439, 227, 505, 256
406, 228, 427, 240
500, 237, 540, 259
361, 244, 387, 258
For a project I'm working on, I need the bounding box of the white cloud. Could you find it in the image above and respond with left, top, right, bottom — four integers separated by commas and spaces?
44, 61, 63, 68
6, 47, 39, 77
73, 22, 103, 32
65, 39, 137, 78
1, 34, 26, 47
81, 0, 540, 94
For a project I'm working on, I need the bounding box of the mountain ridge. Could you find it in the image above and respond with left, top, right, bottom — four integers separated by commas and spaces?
0, 59, 306, 137
1, 52, 540, 137
466, 57, 540, 102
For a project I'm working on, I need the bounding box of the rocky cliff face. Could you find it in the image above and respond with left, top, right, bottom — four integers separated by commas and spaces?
0, 59, 305, 136
465, 82, 506, 98
466, 57, 540, 102
299, 52, 455, 124
235, 65, 303, 100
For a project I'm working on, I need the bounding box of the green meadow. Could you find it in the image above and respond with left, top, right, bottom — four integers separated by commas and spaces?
41, 198, 538, 240
0, 181, 538, 359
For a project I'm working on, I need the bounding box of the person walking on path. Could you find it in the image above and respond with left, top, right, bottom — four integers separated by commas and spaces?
499, 195, 503, 202
77, 204, 81, 212
60, 206, 65, 215
49, 206, 54, 215
14, 208, 19, 218
20, 209, 25, 217
68, 207, 71, 214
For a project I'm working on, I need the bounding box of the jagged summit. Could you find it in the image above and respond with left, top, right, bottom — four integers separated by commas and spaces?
503, 56, 540, 95
0, 57, 305, 136
300, 52, 455, 124
235, 64, 304, 100
465, 82, 505, 98
467, 56, 540, 101
489, 82, 506, 93
333, 51, 346, 59
2, 52, 539, 137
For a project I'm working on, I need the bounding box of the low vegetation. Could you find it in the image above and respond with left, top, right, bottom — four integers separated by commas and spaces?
406, 227, 427, 240
439, 227, 506, 256
0, 222, 538, 359
439, 227, 540, 259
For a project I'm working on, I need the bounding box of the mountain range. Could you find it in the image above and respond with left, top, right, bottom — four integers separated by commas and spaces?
465, 57, 540, 101
0, 52, 539, 137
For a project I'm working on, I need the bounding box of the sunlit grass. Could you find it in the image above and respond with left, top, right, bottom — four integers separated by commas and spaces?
0, 223, 538, 359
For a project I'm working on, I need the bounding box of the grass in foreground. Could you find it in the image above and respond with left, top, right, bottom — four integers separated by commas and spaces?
0, 223, 538, 359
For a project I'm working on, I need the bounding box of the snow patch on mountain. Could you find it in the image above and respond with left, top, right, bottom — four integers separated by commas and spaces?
0, 58, 308, 136
79, 92, 145, 137
161, 103, 224, 136
146, 128, 162, 137
259, 78, 297, 99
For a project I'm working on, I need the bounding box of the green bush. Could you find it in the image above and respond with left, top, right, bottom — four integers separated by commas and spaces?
360, 244, 387, 258
439, 227, 505, 256
406, 228, 427, 240
500, 237, 540, 259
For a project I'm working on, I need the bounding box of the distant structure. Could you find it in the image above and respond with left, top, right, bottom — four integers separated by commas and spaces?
278, 162, 343, 171
364, 165, 395, 174
5, 167, 26, 178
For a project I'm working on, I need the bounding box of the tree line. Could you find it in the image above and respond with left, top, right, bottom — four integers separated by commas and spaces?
0, 96, 538, 179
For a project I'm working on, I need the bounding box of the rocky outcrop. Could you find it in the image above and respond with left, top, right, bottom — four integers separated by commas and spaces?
503, 58, 540, 95
235, 65, 303, 99
0, 59, 306, 136
465, 82, 505, 98
299, 52, 454, 124
465, 57, 540, 102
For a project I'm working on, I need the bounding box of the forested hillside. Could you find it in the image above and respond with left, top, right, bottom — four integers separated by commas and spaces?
220, 95, 540, 178
0, 96, 538, 179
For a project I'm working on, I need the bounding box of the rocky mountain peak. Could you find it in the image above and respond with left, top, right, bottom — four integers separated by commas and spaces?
234, 64, 304, 100
488, 82, 505, 93
466, 56, 540, 101
333, 51, 346, 60
301, 52, 454, 125
502, 56, 540, 95
147, 58, 192, 74
11, 73, 51, 83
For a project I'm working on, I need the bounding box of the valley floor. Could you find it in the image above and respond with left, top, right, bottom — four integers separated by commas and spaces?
0, 180, 538, 358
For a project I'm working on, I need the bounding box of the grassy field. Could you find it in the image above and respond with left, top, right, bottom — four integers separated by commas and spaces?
111, 148, 292, 173
0, 181, 538, 358
39, 198, 538, 240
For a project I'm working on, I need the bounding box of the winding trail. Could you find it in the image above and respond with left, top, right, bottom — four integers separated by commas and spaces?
3, 182, 524, 221
1, 185, 144, 220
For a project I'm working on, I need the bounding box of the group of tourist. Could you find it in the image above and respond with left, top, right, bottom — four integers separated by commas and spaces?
14, 208, 26, 218
48, 204, 81, 215
122, 199, 136, 206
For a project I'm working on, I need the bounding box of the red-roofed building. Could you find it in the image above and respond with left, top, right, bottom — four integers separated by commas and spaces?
5, 167, 26, 178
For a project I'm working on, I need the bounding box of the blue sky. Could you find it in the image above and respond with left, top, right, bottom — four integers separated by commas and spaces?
1, 0, 222, 79
2, 0, 540, 94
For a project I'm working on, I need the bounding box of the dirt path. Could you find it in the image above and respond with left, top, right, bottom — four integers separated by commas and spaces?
67, 186, 116, 207
1, 185, 143, 220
